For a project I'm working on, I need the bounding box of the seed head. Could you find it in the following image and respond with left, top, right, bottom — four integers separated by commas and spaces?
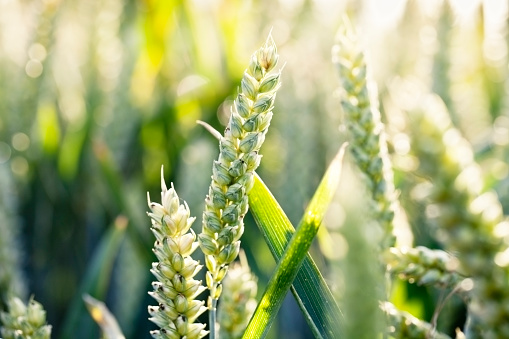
147, 167, 208, 339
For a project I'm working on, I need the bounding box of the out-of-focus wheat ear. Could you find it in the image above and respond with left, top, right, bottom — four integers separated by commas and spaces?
406, 92, 509, 337
332, 19, 398, 250
381, 301, 451, 339
383, 246, 465, 289
217, 251, 257, 339
0, 296, 52, 339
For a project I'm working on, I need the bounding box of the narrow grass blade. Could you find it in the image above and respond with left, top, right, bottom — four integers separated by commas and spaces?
59, 216, 127, 339
83, 294, 126, 339
243, 144, 347, 339
93, 141, 152, 262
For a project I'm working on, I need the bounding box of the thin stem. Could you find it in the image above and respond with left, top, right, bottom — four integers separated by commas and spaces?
430, 284, 461, 338
209, 298, 218, 339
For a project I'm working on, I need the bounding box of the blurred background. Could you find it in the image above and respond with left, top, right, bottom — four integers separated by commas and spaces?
0, 0, 507, 338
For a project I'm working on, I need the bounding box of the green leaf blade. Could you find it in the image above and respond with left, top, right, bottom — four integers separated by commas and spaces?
244, 145, 347, 339
59, 216, 127, 339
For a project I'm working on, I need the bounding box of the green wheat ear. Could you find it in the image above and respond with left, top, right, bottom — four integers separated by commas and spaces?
405, 93, 509, 337
381, 302, 451, 339
0, 296, 52, 339
384, 246, 464, 289
332, 20, 398, 249
198, 33, 281, 336
217, 251, 257, 339
147, 167, 208, 339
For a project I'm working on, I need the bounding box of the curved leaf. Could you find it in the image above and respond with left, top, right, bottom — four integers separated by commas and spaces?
243, 144, 347, 339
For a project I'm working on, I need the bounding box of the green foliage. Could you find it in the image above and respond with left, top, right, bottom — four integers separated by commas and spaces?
1, 1, 509, 339
0, 165, 26, 309
59, 216, 127, 339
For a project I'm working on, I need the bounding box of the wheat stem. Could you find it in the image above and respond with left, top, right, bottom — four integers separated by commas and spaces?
209, 299, 217, 339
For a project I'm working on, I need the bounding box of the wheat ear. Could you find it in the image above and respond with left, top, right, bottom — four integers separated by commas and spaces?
147, 167, 208, 339
198, 34, 281, 337
407, 94, 509, 337
332, 20, 397, 249
384, 246, 464, 289
217, 251, 257, 339
381, 301, 451, 339
0, 296, 52, 339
